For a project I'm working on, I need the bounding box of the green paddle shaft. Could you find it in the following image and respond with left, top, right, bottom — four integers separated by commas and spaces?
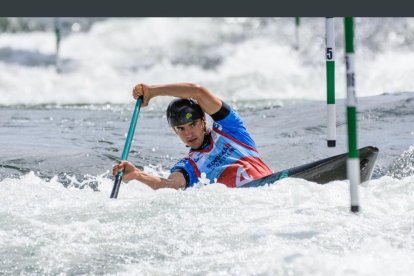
110, 97, 143, 199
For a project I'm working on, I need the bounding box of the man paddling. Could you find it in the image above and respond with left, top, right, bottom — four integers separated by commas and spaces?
112, 83, 272, 189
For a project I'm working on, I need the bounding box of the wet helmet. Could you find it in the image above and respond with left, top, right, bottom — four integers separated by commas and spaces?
166, 98, 204, 127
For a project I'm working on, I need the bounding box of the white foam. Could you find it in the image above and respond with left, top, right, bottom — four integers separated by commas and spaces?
2, 173, 413, 274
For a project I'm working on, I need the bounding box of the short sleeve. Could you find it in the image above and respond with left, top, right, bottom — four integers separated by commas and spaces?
170, 159, 199, 187
212, 106, 257, 149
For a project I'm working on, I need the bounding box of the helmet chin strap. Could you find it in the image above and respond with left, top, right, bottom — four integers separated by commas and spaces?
202, 118, 207, 133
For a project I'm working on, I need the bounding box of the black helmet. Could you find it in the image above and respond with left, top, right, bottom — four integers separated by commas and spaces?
166, 98, 204, 127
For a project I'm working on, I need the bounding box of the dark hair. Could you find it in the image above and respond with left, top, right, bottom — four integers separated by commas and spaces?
166, 98, 204, 127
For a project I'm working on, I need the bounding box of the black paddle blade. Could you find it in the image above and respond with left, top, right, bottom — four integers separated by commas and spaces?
110, 174, 123, 199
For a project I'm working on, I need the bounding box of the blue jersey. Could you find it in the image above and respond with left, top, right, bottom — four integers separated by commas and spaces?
170, 105, 272, 188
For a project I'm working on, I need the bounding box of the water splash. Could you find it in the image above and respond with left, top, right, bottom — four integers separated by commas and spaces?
387, 146, 414, 179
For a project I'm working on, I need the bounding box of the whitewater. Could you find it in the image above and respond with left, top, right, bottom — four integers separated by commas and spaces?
0, 18, 413, 275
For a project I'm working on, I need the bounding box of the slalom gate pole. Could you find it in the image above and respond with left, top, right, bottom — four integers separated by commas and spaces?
294, 17, 300, 50
344, 17, 360, 213
110, 97, 143, 199
326, 17, 336, 147
54, 18, 61, 73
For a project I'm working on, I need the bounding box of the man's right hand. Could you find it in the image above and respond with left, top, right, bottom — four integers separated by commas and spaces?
132, 83, 152, 107
112, 161, 140, 182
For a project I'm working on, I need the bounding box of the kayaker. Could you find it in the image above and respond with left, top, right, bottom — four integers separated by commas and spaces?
112, 83, 272, 189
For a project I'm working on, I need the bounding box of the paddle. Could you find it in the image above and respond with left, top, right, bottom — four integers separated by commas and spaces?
110, 97, 143, 199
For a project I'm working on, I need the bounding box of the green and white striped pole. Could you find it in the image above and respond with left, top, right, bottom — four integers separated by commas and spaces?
294, 17, 300, 50
326, 17, 336, 147
54, 17, 61, 73
344, 17, 360, 213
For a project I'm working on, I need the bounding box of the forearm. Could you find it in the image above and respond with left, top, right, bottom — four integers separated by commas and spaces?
136, 170, 183, 190
149, 83, 204, 98
149, 83, 221, 115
